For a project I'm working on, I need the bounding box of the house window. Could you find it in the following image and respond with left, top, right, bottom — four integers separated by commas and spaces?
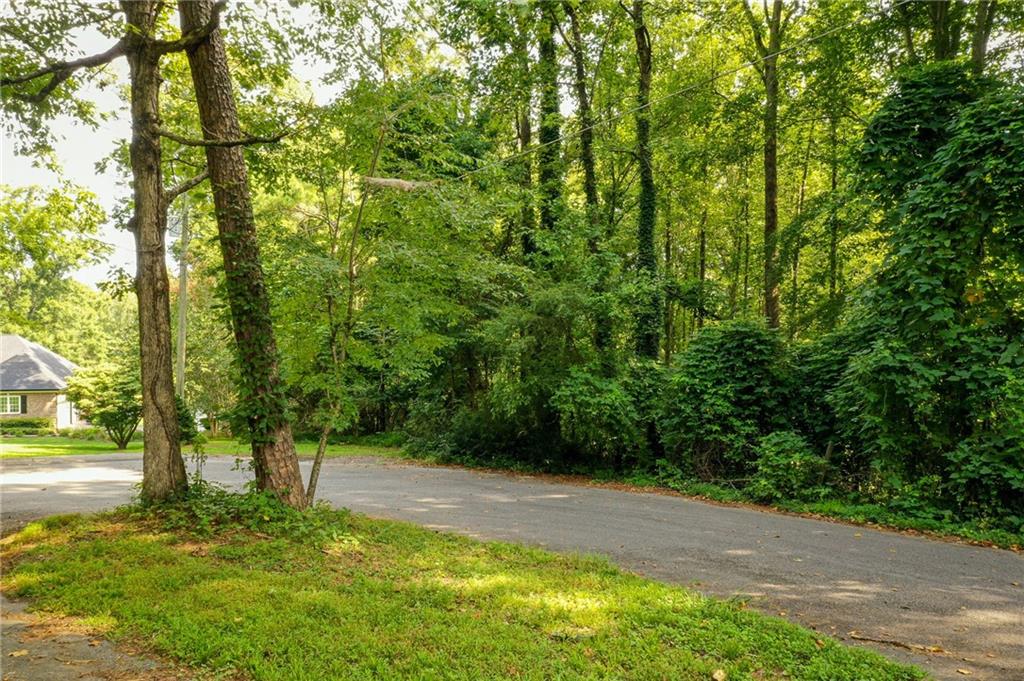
0, 394, 23, 415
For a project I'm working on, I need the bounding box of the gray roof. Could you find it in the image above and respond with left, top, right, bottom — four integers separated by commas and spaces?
0, 335, 78, 391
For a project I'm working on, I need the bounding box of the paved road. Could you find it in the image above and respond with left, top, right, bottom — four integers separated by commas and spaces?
2, 454, 1021, 680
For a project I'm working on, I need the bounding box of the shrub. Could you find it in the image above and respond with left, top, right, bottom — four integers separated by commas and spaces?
56, 426, 109, 440
942, 371, 1024, 521
660, 321, 790, 480
1, 426, 53, 437
747, 431, 828, 503
0, 417, 53, 430
550, 368, 643, 466
752, 434, 829, 502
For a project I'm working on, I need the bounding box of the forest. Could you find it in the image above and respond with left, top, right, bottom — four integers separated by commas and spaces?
3, 0, 1023, 541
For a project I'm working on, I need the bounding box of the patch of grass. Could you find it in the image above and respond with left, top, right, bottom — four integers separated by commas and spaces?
0, 501, 924, 681
0, 436, 144, 458
0, 436, 402, 460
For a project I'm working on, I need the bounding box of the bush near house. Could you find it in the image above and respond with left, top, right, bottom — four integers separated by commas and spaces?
0, 417, 55, 437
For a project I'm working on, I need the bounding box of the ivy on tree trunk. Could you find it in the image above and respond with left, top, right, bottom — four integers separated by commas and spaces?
178, 0, 306, 509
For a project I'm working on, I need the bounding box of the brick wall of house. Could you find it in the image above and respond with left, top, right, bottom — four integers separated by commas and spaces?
0, 392, 58, 422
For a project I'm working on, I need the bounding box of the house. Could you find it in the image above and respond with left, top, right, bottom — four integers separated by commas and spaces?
0, 334, 84, 429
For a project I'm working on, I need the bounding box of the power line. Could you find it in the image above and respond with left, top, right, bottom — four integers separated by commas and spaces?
454, 0, 911, 182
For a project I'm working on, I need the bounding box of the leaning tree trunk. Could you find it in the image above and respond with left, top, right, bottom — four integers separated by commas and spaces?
178, 0, 305, 508
122, 0, 187, 502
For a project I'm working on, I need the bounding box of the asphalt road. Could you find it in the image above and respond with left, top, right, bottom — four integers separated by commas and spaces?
2, 454, 1021, 680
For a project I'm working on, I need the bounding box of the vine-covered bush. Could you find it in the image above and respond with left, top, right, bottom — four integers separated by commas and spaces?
551, 368, 643, 465
747, 431, 828, 503
660, 321, 790, 480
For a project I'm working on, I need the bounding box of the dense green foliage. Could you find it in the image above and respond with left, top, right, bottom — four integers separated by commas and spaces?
3, 1, 1022, 535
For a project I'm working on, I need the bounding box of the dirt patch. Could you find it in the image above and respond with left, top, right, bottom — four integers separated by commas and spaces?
0, 594, 192, 680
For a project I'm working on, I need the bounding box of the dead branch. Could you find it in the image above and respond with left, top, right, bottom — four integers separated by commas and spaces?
362, 176, 441, 192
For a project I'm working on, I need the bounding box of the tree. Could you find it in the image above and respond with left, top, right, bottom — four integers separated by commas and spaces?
178, 0, 306, 508
0, 0, 222, 501
742, 0, 795, 329
536, 3, 564, 241
0, 184, 108, 333
66, 364, 142, 450
627, 0, 660, 359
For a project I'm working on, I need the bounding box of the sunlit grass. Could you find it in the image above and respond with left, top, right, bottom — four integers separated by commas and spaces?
0, 511, 925, 681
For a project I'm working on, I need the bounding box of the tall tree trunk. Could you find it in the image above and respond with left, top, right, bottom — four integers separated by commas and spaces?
178, 0, 305, 508
563, 0, 599, 235
827, 114, 840, 328
928, 0, 968, 61
789, 123, 813, 340
970, 0, 997, 74
122, 0, 187, 503
631, 0, 660, 358
537, 5, 563, 238
696, 207, 708, 330
175, 197, 189, 397
564, 0, 612, 363
663, 200, 674, 364
512, 17, 536, 259
743, 0, 788, 329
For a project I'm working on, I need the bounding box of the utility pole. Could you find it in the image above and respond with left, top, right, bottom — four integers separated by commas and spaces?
175, 196, 189, 398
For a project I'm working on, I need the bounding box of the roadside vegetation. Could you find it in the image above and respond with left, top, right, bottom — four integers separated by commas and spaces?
0, 491, 924, 681
0, 435, 401, 461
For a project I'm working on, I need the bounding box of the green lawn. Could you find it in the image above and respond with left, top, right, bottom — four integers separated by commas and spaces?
0, 508, 924, 681
0, 436, 401, 460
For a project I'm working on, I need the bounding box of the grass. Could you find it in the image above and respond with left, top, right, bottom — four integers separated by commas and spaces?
0, 505, 925, 681
0, 436, 402, 460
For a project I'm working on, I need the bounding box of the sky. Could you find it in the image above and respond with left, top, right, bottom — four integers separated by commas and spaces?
1, 10, 336, 288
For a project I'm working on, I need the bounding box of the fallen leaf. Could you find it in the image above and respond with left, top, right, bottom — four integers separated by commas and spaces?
956, 670, 972, 676
853, 533, 862, 538
89, 640, 102, 647
712, 670, 727, 681
9, 650, 28, 657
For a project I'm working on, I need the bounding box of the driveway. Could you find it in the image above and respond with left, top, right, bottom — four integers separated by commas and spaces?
2, 454, 1021, 680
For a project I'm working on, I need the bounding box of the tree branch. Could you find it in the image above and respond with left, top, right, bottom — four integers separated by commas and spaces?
152, 0, 227, 55
165, 169, 210, 202
157, 127, 288, 147
741, 0, 768, 56
0, 40, 126, 103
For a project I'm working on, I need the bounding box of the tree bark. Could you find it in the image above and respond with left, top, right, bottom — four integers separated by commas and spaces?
178, 0, 305, 508
121, 0, 187, 503
537, 5, 563, 239
696, 207, 708, 330
564, 0, 612, 363
827, 114, 840, 328
743, 0, 787, 329
970, 0, 997, 74
631, 0, 660, 359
